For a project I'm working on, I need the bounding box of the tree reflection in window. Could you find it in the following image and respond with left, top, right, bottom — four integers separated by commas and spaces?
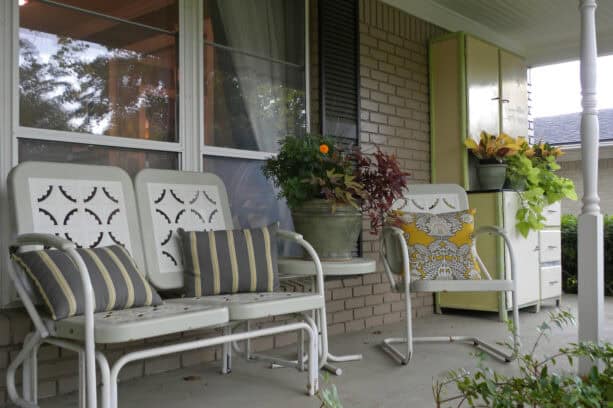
19, 0, 178, 142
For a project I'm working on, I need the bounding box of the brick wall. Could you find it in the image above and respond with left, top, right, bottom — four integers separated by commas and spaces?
356, 0, 446, 329
0, 1, 446, 405
558, 158, 613, 215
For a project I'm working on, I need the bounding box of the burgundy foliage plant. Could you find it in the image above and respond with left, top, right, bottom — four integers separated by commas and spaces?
354, 148, 410, 234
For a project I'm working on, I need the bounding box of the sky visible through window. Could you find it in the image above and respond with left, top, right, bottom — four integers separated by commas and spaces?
531, 54, 613, 118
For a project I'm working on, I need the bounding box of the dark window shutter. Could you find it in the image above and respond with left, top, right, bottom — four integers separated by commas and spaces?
319, 0, 362, 257
319, 0, 360, 148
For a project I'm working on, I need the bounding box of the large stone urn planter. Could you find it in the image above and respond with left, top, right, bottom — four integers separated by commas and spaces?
291, 199, 362, 260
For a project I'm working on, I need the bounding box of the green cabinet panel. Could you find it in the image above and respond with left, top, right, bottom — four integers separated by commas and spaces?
429, 32, 528, 191
439, 192, 504, 313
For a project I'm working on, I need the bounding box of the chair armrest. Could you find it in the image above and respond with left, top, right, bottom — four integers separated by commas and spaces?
383, 225, 405, 238
276, 229, 325, 297
380, 226, 409, 292
8, 232, 97, 382
474, 225, 506, 239
277, 229, 303, 241
473, 226, 517, 283
10, 233, 75, 253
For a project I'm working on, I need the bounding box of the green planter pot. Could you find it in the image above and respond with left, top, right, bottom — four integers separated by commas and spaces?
291, 199, 362, 261
478, 163, 507, 190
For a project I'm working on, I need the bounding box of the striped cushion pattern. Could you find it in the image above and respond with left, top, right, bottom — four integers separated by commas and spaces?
178, 224, 280, 296
11, 245, 162, 320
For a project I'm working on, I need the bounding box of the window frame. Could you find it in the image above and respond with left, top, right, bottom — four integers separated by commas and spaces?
0, 0, 309, 306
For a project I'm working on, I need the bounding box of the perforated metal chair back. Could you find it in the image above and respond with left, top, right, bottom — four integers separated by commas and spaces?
394, 183, 468, 214
8, 161, 145, 267
134, 169, 233, 290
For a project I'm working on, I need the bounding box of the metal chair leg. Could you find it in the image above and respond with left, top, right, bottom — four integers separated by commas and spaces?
382, 289, 520, 365
221, 326, 232, 375
297, 328, 305, 372
79, 351, 87, 408
381, 276, 413, 365
6, 332, 41, 408
21, 333, 39, 405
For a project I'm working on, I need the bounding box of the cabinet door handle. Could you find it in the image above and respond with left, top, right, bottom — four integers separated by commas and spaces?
549, 281, 559, 285
533, 246, 540, 251
501, 98, 510, 103
547, 245, 557, 250
491, 96, 501, 100
547, 209, 558, 213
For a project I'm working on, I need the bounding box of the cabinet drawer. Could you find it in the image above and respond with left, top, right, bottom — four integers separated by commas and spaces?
539, 230, 561, 263
540, 265, 562, 300
543, 203, 561, 227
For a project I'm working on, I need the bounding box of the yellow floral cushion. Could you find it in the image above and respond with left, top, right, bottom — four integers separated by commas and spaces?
389, 209, 482, 281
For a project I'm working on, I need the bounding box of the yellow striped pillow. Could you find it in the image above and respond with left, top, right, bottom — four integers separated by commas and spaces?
178, 223, 280, 296
11, 245, 162, 320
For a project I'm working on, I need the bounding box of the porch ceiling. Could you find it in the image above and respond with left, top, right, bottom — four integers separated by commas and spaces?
382, 0, 613, 66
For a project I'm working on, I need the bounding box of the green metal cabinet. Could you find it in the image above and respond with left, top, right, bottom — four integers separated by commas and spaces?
429, 32, 528, 191
429, 33, 536, 318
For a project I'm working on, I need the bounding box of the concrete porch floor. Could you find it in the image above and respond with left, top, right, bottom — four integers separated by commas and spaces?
41, 295, 613, 408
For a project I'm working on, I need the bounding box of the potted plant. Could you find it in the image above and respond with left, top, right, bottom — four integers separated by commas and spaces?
263, 134, 409, 260
465, 131, 520, 190
506, 139, 577, 237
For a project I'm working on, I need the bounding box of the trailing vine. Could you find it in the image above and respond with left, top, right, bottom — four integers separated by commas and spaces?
506, 140, 577, 237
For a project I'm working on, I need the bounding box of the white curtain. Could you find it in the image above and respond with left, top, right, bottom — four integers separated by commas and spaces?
216, 0, 288, 152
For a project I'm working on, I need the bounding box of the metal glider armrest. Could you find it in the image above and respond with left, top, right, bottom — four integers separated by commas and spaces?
277, 229, 324, 297
10, 233, 98, 407
277, 229, 303, 241
10, 233, 75, 253
8, 234, 79, 337
277, 229, 330, 370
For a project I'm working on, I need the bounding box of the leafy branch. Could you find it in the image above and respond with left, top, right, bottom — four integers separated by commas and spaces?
506, 141, 577, 237
433, 310, 613, 408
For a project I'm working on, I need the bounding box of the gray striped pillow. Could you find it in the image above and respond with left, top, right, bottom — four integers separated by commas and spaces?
178, 224, 280, 296
11, 245, 162, 320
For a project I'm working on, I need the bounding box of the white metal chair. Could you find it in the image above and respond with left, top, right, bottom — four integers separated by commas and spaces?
6, 162, 319, 408
134, 169, 329, 374
380, 184, 520, 365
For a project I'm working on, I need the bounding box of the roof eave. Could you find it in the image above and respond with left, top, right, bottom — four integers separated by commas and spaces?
557, 141, 613, 162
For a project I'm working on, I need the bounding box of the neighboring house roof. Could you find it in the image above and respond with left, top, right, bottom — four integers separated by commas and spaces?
534, 108, 613, 145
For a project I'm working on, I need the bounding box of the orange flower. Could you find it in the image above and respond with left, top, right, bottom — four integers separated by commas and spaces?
319, 144, 329, 154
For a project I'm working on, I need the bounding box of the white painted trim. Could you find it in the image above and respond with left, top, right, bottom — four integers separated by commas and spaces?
11, 0, 18, 168
557, 142, 613, 161
179, 0, 204, 172
527, 30, 613, 67
381, 0, 524, 56
305, 0, 311, 133
577, 0, 604, 375
0, 0, 16, 307
202, 146, 275, 161
15, 127, 184, 152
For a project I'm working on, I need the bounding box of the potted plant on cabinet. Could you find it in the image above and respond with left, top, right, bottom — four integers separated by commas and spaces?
506, 139, 577, 237
263, 134, 409, 260
465, 131, 521, 190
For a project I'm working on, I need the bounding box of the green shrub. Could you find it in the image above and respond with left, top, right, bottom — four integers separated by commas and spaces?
433, 311, 613, 408
561, 214, 613, 296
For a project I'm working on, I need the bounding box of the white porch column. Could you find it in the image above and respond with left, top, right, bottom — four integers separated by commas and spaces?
578, 0, 604, 374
